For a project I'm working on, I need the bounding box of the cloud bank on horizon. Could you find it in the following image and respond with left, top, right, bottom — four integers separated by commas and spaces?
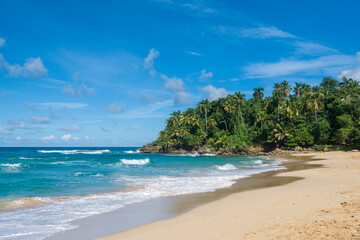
0, 0, 359, 146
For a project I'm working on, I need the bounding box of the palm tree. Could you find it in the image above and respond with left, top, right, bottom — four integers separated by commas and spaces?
254, 111, 267, 129
253, 87, 264, 102
224, 99, 236, 133
234, 92, 247, 131
280, 80, 292, 98
270, 124, 291, 146
198, 99, 210, 133
294, 82, 302, 98
307, 91, 325, 122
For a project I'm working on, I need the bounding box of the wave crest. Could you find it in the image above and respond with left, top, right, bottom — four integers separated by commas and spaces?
215, 163, 237, 171
120, 158, 150, 165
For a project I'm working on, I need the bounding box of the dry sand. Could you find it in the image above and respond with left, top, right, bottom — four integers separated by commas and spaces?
98, 151, 360, 240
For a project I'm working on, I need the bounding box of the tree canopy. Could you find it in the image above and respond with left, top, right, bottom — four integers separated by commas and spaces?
151, 77, 360, 153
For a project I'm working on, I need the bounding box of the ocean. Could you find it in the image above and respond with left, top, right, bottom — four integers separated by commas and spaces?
0, 147, 285, 240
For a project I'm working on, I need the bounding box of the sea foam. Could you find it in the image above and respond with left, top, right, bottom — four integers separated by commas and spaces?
120, 158, 150, 165
215, 163, 237, 171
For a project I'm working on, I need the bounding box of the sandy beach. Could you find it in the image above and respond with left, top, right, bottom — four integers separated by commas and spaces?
98, 151, 360, 240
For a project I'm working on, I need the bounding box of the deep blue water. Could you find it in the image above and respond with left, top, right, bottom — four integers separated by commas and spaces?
0, 147, 284, 240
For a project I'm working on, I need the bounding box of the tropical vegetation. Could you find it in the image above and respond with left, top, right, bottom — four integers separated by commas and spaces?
149, 77, 360, 153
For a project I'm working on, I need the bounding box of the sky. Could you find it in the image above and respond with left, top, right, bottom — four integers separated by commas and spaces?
1, 0, 360, 147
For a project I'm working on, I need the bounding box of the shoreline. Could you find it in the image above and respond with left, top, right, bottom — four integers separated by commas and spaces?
97, 151, 360, 240
46, 154, 318, 240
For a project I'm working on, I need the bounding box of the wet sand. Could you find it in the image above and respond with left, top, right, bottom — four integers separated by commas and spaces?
97, 151, 360, 240
47, 154, 319, 240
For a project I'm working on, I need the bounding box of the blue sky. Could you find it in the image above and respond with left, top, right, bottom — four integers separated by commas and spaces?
1, 0, 360, 147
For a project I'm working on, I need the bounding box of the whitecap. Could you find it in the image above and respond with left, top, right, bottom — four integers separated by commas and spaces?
0, 163, 23, 173
124, 149, 140, 154
120, 158, 150, 165
215, 163, 237, 171
254, 160, 263, 164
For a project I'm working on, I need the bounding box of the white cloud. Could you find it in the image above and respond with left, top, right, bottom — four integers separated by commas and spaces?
100, 125, 110, 132
16, 136, 22, 140
144, 48, 159, 76
57, 124, 80, 132
41, 135, 56, 141
85, 136, 94, 141
187, 51, 202, 56
61, 134, 80, 141
161, 74, 184, 91
199, 69, 213, 80
173, 91, 193, 105
0, 37, 5, 48
30, 116, 50, 124
63, 82, 96, 97
132, 91, 160, 103
199, 84, 229, 101
106, 102, 125, 113
337, 52, 360, 80
244, 54, 358, 79
38, 102, 88, 109
215, 25, 295, 39
0, 55, 48, 78
61, 134, 72, 141
294, 41, 337, 56
0, 125, 10, 134
7, 119, 41, 130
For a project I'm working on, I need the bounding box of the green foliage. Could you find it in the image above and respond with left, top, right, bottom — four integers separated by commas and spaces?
151, 77, 360, 152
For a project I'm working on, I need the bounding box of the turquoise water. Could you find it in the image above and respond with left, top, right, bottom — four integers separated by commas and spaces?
0, 147, 285, 240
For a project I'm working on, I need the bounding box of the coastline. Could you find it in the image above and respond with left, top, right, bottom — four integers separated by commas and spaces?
46, 154, 318, 240
98, 151, 360, 240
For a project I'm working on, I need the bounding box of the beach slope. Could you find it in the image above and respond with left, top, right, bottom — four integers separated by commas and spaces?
98, 151, 360, 240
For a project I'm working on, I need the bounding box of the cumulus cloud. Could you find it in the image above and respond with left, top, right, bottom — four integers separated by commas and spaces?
41, 135, 56, 141
161, 74, 184, 91
244, 54, 358, 79
0, 55, 48, 78
215, 25, 295, 39
199, 84, 229, 101
0, 37, 5, 48
105, 102, 125, 113
61, 134, 72, 141
199, 69, 213, 80
63, 82, 96, 97
132, 91, 160, 103
61, 134, 79, 141
0, 125, 10, 134
57, 124, 80, 132
100, 125, 110, 132
16, 136, 22, 140
173, 91, 193, 105
144, 48, 159, 76
30, 116, 50, 124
